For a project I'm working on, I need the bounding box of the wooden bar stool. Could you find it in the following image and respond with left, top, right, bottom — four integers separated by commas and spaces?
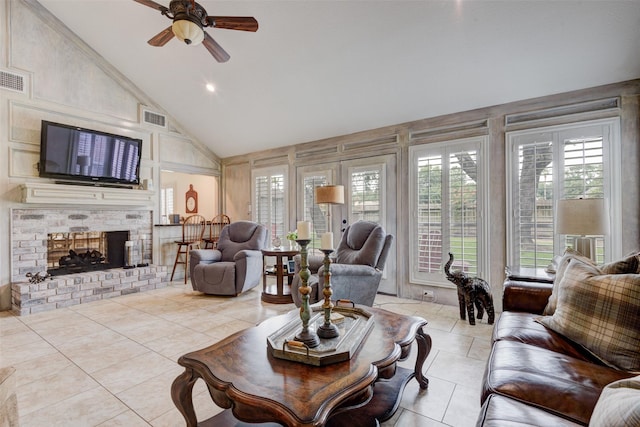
170, 214, 206, 284
203, 214, 231, 249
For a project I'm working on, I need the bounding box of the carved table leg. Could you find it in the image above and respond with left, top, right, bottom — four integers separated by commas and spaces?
171, 368, 200, 427
414, 326, 432, 389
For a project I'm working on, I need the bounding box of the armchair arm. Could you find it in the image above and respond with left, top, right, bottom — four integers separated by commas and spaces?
233, 249, 263, 262
319, 263, 381, 307
319, 263, 378, 277
233, 249, 265, 294
190, 249, 222, 265
293, 254, 324, 274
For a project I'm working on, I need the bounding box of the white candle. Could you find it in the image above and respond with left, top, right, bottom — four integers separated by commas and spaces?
297, 221, 311, 239
321, 232, 334, 250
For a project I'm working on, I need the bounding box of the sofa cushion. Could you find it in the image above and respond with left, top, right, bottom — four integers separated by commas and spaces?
537, 259, 640, 371
481, 340, 634, 425
589, 375, 640, 427
492, 312, 601, 363
477, 394, 583, 427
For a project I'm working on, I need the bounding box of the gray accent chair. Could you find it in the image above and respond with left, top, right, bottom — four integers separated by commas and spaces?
190, 221, 269, 296
291, 220, 394, 307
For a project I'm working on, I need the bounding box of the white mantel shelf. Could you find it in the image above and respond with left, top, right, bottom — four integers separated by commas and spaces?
21, 182, 154, 206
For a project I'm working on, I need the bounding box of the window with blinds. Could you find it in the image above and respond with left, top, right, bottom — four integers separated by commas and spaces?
409, 136, 486, 285
349, 166, 384, 224
253, 167, 287, 242
160, 186, 174, 218
507, 119, 618, 267
302, 174, 329, 246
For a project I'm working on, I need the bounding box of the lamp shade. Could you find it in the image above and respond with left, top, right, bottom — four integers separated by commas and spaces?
172, 20, 204, 46
556, 198, 607, 236
315, 185, 344, 205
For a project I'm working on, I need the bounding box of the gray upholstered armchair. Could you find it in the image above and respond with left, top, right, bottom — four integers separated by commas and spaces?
190, 221, 269, 296
291, 220, 393, 307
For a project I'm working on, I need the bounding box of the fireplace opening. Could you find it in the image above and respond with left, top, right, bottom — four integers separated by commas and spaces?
47, 231, 129, 276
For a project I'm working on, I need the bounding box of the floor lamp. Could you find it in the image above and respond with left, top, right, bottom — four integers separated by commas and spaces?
556, 198, 607, 261
314, 185, 344, 248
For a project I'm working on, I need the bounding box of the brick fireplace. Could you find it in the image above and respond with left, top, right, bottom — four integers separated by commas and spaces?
10, 208, 168, 315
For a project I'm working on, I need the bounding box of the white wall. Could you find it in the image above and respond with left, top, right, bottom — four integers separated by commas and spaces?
0, 0, 220, 310
160, 171, 219, 220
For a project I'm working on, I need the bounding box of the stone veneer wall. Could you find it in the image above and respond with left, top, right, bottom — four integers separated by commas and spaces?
10, 208, 168, 315
12, 266, 168, 316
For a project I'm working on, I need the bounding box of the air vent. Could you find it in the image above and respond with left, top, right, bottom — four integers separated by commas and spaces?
0, 70, 26, 93
505, 98, 620, 126
140, 107, 167, 128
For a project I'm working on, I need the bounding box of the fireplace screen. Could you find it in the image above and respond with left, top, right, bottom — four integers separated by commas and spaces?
47, 231, 128, 275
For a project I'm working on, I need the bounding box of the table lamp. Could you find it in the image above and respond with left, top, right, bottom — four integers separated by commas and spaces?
315, 185, 344, 249
556, 198, 607, 261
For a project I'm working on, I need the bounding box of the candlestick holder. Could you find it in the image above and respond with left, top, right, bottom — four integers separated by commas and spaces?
317, 249, 339, 339
294, 239, 320, 348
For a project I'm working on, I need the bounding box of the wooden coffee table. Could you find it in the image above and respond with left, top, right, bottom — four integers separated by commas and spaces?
171, 307, 432, 426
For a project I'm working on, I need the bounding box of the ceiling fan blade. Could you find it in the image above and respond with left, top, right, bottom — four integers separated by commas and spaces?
206, 16, 259, 32
203, 33, 230, 62
148, 26, 175, 46
133, 0, 168, 13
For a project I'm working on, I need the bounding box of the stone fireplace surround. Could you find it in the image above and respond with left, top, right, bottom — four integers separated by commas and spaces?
11, 208, 168, 315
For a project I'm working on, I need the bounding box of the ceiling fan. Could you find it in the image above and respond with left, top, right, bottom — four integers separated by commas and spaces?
133, 0, 258, 63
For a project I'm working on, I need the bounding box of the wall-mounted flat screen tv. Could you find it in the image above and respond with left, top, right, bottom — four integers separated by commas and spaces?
39, 120, 142, 186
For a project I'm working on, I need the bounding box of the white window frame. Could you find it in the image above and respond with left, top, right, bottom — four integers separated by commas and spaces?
506, 118, 622, 267
297, 170, 332, 250
160, 182, 175, 219
346, 163, 387, 227
409, 136, 489, 287
251, 165, 289, 243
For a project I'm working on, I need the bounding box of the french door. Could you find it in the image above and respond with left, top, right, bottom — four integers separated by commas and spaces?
297, 154, 397, 294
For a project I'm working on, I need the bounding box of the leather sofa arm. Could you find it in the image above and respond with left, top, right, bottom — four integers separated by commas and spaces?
503, 279, 553, 314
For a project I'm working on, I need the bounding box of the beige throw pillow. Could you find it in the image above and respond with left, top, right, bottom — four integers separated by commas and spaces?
538, 259, 640, 371
543, 248, 595, 315
589, 375, 640, 426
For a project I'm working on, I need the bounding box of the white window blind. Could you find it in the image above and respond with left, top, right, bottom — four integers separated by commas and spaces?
253, 167, 287, 242
302, 174, 329, 247
409, 136, 486, 285
160, 186, 174, 217
349, 166, 384, 224
507, 119, 619, 267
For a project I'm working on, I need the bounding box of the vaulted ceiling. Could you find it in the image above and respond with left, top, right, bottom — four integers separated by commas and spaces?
37, 0, 640, 158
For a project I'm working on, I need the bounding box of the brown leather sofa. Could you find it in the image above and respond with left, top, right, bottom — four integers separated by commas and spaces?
476, 279, 636, 426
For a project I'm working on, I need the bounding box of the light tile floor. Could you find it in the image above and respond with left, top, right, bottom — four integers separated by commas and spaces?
0, 282, 495, 426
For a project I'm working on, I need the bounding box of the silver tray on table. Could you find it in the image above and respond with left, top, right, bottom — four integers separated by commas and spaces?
267, 306, 374, 366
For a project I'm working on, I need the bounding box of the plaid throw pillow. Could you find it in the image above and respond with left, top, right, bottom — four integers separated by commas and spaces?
589, 375, 640, 427
601, 254, 640, 275
543, 251, 640, 315
538, 259, 640, 372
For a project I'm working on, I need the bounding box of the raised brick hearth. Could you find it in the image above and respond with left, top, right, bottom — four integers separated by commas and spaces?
11, 266, 168, 315
11, 208, 168, 315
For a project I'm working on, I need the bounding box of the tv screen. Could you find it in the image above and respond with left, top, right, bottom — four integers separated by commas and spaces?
39, 120, 142, 186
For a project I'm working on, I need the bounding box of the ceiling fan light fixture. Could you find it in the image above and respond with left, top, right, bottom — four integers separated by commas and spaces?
172, 19, 204, 46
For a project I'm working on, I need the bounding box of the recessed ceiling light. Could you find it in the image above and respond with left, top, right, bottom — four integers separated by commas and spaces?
206, 83, 215, 92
